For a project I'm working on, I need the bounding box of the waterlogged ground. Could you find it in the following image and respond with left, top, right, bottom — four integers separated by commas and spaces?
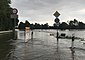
1, 30, 85, 60
0, 32, 13, 60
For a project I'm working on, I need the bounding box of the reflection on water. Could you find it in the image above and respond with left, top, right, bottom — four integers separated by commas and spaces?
17, 30, 31, 42
0, 32, 13, 60
1, 29, 85, 60
69, 47, 75, 60
54, 42, 61, 60
71, 48, 75, 60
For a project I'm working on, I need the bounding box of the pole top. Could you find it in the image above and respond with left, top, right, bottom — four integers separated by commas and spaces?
12, 8, 18, 14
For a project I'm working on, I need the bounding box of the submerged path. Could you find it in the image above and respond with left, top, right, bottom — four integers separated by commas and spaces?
7, 30, 85, 60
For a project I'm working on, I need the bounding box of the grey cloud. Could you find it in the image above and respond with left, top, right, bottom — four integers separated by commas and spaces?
11, 0, 85, 25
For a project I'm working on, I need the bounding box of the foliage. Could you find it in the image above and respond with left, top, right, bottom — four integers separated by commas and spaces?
18, 22, 25, 30
0, 0, 19, 31
18, 19, 85, 30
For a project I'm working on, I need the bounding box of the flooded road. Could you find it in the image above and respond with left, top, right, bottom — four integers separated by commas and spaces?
0, 32, 13, 60
1, 30, 85, 60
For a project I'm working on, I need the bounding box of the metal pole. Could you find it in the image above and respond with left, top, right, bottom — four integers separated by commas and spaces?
57, 29, 59, 44
11, 8, 18, 40
13, 18, 16, 40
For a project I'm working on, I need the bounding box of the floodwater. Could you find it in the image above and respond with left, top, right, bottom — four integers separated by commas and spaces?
0, 32, 13, 60
1, 29, 85, 60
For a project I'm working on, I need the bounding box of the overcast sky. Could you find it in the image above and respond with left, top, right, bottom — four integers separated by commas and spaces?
11, 0, 85, 26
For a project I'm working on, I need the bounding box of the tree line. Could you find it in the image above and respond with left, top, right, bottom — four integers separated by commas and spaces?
0, 0, 19, 31
18, 19, 85, 30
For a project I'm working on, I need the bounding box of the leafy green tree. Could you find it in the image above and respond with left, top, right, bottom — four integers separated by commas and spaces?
78, 22, 85, 29
0, 0, 19, 31
0, 0, 11, 30
24, 20, 30, 27
30, 24, 34, 29
68, 19, 79, 29
18, 22, 25, 30
34, 23, 41, 29
59, 22, 68, 29
43, 23, 49, 29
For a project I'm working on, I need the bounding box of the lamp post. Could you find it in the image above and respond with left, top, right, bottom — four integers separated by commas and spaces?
11, 8, 18, 40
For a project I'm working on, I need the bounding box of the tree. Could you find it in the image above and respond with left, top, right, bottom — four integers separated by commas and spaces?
18, 22, 25, 30
59, 22, 68, 29
78, 22, 85, 29
73, 19, 79, 26
43, 23, 49, 29
24, 20, 30, 27
34, 23, 41, 29
0, 0, 11, 30
0, 0, 19, 30
30, 24, 34, 29
68, 19, 79, 29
